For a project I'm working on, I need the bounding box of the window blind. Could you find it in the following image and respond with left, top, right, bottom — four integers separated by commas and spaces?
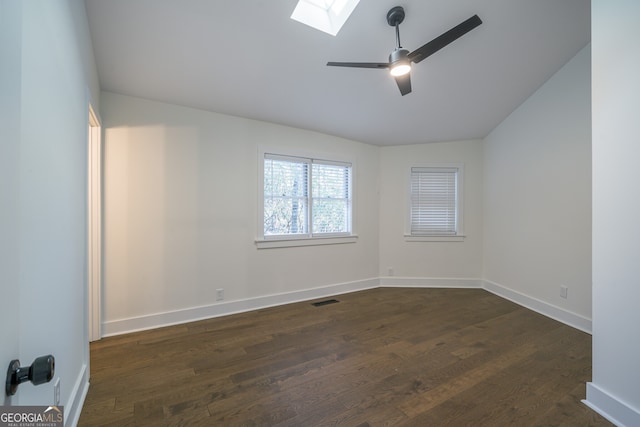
312, 161, 351, 234
410, 167, 458, 235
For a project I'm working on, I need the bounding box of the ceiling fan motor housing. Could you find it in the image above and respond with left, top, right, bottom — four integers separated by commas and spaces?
389, 48, 410, 64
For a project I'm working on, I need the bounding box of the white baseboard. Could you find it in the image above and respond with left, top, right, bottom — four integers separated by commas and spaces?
103, 278, 379, 337
380, 277, 591, 333
483, 279, 592, 334
66, 363, 89, 427
380, 276, 483, 288
584, 382, 640, 427
102, 277, 591, 337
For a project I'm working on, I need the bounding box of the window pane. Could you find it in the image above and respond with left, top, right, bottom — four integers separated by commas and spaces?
264, 197, 308, 235
312, 199, 348, 233
312, 163, 350, 198
264, 158, 308, 197
264, 158, 309, 235
312, 162, 351, 234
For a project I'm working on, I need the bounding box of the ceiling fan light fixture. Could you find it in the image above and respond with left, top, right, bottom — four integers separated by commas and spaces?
389, 48, 411, 76
390, 62, 411, 76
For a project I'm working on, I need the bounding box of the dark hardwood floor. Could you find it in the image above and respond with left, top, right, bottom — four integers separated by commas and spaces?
79, 288, 612, 426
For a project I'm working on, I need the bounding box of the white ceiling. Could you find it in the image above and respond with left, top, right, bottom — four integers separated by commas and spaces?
85, 0, 590, 146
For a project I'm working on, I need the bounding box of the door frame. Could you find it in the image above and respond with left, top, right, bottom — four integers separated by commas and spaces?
88, 104, 102, 342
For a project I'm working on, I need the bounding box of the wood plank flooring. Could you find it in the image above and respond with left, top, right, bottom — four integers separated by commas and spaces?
78, 288, 613, 426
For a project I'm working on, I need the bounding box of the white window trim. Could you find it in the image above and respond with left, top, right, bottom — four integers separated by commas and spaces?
257, 146, 357, 248
256, 235, 358, 249
405, 163, 465, 242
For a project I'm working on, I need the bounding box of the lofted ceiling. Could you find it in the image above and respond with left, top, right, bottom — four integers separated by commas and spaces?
85, 0, 590, 146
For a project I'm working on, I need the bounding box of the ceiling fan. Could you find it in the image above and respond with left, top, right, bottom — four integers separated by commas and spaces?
327, 6, 482, 96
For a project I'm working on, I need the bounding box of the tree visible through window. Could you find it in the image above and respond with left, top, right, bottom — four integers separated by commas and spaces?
264, 154, 351, 238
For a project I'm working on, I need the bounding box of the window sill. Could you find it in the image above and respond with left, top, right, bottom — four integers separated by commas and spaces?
256, 235, 358, 249
404, 235, 465, 242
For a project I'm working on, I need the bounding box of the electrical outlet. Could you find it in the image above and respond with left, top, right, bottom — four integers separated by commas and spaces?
54, 378, 60, 405
388, 267, 394, 276
560, 285, 568, 299
216, 288, 224, 301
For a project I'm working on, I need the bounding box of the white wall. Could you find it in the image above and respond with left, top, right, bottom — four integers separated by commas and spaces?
0, 0, 99, 423
101, 46, 591, 335
68, 0, 100, 108
101, 92, 380, 334
586, 2, 640, 425
378, 140, 484, 281
483, 46, 592, 326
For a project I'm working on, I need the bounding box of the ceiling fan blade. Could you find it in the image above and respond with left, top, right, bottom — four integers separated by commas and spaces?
327, 61, 389, 69
408, 14, 482, 64
394, 73, 412, 96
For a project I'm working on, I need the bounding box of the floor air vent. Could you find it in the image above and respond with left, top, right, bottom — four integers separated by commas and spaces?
311, 299, 339, 307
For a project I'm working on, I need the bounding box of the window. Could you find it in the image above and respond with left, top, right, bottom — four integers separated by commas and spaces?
291, 0, 361, 36
408, 165, 464, 241
261, 153, 353, 245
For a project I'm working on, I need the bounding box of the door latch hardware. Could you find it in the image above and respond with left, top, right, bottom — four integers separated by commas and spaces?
5, 355, 55, 396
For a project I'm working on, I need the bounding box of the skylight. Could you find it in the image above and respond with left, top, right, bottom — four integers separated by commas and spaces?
291, 0, 361, 36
